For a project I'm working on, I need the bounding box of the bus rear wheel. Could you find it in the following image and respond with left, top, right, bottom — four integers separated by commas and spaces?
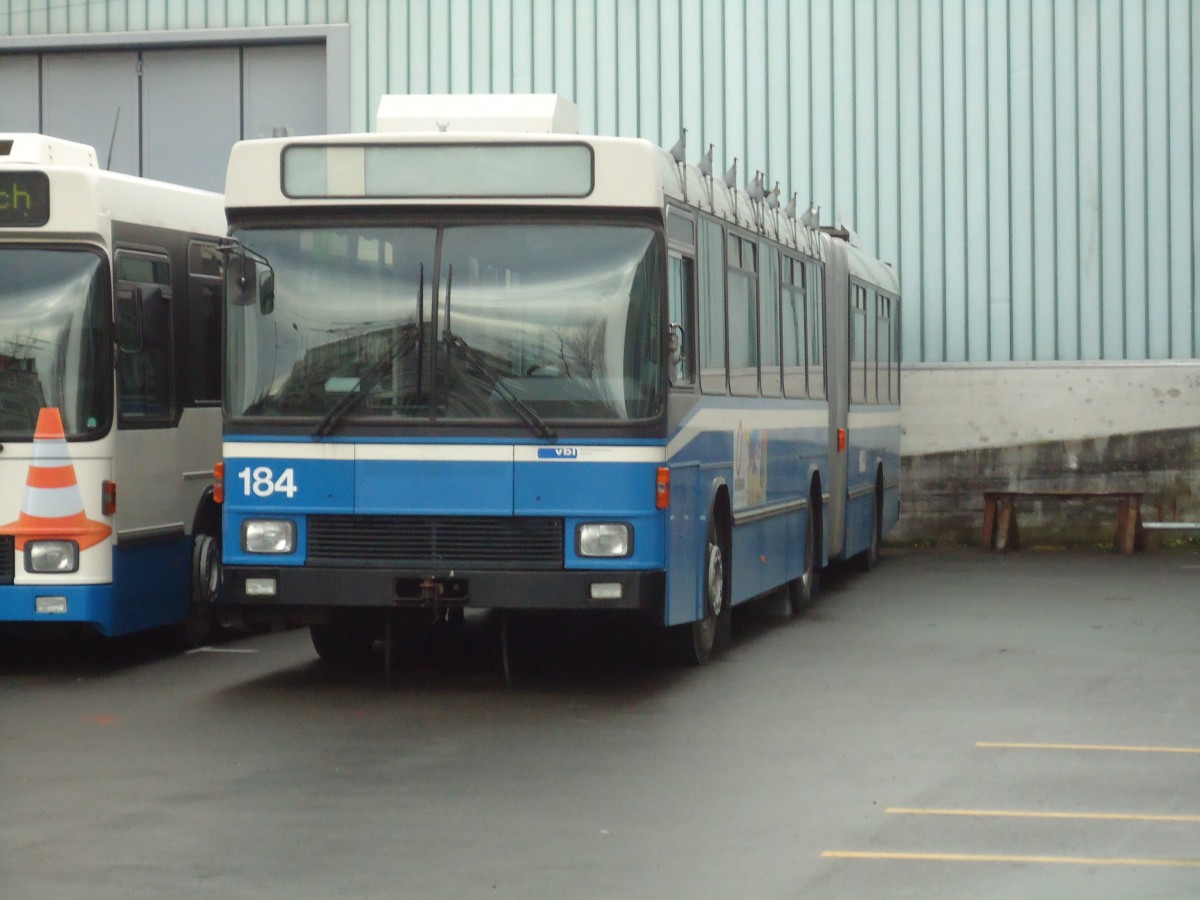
789, 511, 819, 614
856, 485, 883, 572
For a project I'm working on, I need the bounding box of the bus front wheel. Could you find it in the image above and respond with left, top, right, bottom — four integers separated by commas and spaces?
310, 619, 376, 664
671, 520, 727, 665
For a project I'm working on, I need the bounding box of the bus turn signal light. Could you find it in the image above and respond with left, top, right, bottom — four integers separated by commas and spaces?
213, 462, 224, 504
837, 428, 847, 453
101, 480, 116, 516
656, 466, 670, 509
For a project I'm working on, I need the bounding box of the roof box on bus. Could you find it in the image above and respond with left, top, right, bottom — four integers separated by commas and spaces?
0, 134, 98, 168
375, 94, 580, 135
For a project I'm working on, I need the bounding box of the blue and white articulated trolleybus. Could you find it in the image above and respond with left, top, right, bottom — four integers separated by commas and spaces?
0, 134, 228, 642
216, 94, 900, 666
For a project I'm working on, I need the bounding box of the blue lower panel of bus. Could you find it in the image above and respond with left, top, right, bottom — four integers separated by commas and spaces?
112, 539, 190, 635
730, 508, 806, 605
0, 583, 116, 633
0, 539, 189, 637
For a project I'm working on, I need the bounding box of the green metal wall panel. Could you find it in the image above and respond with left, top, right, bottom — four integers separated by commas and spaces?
2, 0, 1196, 365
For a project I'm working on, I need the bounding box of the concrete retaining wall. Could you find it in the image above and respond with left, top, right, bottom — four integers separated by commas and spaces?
894, 362, 1200, 547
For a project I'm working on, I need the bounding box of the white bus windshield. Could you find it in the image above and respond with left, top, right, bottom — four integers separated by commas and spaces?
0, 247, 110, 438
226, 222, 665, 428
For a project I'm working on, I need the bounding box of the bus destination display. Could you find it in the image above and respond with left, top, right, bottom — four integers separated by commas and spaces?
0, 171, 50, 227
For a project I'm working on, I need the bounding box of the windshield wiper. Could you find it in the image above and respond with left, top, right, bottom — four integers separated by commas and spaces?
443, 330, 558, 443
441, 266, 556, 443
311, 355, 392, 440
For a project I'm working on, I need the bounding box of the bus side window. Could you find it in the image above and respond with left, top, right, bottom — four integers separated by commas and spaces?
866, 288, 878, 404
116, 250, 174, 423
891, 299, 901, 403
760, 247, 781, 398
782, 257, 806, 398
668, 253, 696, 387
698, 218, 727, 394
808, 261, 826, 399
727, 234, 758, 398
876, 294, 890, 403
850, 284, 868, 403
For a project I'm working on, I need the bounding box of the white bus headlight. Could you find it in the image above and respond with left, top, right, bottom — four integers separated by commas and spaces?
26, 540, 79, 573
243, 520, 296, 554
577, 523, 632, 558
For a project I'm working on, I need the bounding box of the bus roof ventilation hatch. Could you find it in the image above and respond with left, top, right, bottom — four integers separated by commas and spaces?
375, 94, 580, 136
0, 134, 98, 168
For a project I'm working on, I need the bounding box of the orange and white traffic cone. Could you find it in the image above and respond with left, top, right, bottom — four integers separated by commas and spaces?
0, 407, 111, 550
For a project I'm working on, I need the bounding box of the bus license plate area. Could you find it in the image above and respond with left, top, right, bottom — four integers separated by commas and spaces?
394, 576, 469, 604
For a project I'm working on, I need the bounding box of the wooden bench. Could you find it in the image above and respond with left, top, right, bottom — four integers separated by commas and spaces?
982, 490, 1146, 554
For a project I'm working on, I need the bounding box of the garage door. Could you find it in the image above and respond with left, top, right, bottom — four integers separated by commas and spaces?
2, 42, 328, 193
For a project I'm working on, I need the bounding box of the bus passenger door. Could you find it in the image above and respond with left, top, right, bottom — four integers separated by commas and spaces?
664, 460, 702, 626
114, 250, 182, 537
664, 245, 704, 626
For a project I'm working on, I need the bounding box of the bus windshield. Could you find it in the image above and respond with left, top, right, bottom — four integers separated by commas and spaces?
0, 247, 111, 439
225, 221, 665, 429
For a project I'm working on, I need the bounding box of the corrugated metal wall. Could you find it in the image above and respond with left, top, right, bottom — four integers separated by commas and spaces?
4, 0, 1196, 365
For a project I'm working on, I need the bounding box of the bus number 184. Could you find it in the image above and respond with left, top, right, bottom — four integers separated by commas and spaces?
237, 466, 298, 498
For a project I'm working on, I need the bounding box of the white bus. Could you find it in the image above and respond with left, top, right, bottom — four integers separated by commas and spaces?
0, 134, 228, 642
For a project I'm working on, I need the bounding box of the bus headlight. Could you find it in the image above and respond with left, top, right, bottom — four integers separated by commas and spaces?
243, 520, 296, 554
577, 523, 632, 558
26, 540, 79, 573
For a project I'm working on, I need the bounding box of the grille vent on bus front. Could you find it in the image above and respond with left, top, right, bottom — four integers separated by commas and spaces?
0, 536, 14, 584
306, 515, 564, 570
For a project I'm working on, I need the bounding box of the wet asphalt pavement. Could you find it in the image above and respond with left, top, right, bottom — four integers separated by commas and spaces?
2, 547, 1199, 899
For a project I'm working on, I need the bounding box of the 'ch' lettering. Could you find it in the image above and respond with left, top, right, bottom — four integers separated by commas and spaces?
0, 183, 32, 211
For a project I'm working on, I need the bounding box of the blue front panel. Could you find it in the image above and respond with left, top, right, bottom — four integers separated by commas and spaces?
516, 456, 665, 570
223, 453, 354, 567
223, 510, 308, 567
515, 459, 648, 515
224, 456, 355, 513
224, 441, 667, 573
358, 459, 513, 515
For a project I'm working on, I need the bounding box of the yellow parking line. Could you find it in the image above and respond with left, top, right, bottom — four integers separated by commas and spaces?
977, 741, 1200, 754
887, 807, 1200, 823
822, 850, 1200, 868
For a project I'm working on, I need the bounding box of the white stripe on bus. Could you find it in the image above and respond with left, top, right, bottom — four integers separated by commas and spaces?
224, 442, 664, 464
666, 405, 829, 459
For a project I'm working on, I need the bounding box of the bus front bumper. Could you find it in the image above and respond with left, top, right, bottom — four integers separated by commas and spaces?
219, 566, 664, 621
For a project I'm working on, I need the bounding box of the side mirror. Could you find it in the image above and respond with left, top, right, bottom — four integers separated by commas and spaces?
227, 252, 275, 315
230, 256, 258, 307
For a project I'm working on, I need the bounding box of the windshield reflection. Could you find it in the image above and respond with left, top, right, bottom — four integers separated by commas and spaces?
0, 248, 110, 438
226, 222, 664, 427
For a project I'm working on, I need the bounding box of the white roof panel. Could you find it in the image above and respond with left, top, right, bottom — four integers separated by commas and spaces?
375, 94, 579, 135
